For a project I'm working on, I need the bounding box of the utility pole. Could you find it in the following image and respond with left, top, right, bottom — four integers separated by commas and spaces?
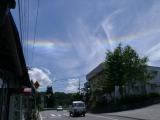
78, 78, 81, 94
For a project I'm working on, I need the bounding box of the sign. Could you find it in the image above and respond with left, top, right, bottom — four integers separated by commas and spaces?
34, 81, 40, 89
23, 88, 32, 93
16, 88, 32, 94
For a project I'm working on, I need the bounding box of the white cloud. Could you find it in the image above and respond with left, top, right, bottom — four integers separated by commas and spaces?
28, 68, 52, 88
41, 67, 51, 75
65, 78, 79, 93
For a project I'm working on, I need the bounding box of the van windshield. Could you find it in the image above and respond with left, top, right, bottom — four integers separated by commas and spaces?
73, 103, 85, 107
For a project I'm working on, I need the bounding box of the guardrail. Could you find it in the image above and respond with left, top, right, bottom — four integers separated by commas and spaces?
43, 108, 69, 110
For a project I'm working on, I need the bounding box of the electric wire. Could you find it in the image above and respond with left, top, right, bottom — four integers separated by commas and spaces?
31, 0, 40, 65
20, 0, 24, 51
23, 0, 27, 60
26, 0, 30, 66
17, 0, 23, 44
18, 0, 30, 66
24, 0, 27, 60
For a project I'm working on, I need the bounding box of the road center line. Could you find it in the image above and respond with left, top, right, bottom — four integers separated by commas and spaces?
63, 113, 68, 116
87, 113, 119, 120
39, 113, 43, 120
51, 114, 56, 117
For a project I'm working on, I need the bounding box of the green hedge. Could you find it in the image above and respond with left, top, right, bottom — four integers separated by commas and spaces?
89, 93, 160, 113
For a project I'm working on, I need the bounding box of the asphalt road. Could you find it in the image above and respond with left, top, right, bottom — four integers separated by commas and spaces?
40, 110, 137, 120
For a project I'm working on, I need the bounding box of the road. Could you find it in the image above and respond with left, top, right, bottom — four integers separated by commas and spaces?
40, 110, 137, 120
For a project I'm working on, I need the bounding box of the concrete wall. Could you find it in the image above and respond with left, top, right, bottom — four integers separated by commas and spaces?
9, 94, 32, 120
87, 66, 160, 101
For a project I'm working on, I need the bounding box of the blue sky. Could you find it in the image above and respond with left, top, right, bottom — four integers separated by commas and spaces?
12, 0, 160, 92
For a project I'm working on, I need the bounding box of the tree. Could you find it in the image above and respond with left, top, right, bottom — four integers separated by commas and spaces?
103, 44, 125, 98
71, 93, 83, 101
103, 44, 152, 98
46, 86, 55, 108
54, 92, 73, 107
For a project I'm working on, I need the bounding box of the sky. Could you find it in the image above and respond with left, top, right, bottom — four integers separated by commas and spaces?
11, 0, 160, 92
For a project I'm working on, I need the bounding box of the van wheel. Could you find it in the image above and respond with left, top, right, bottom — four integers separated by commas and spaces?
69, 112, 72, 117
72, 113, 75, 117
82, 113, 85, 117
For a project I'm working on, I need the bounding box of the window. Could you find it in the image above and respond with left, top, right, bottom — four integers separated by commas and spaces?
151, 70, 158, 77
73, 103, 85, 107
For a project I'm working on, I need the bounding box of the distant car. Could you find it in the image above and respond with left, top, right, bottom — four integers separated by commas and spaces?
57, 106, 63, 111
69, 101, 86, 117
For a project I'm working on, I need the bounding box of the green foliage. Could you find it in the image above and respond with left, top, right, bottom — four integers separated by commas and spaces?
71, 93, 83, 101
54, 92, 72, 107
44, 87, 84, 108
46, 86, 53, 94
54, 92, 83, 107
90, 44, 152, 103
90, 93, 160, 113
88, 44, 155, 112
103, 44, 152, 97
46, 86, 55, 108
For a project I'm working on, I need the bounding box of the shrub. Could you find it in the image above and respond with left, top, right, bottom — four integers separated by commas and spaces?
89, 93, 160, 113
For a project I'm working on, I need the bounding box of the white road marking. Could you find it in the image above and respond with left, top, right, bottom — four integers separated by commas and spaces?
39, 113, 43, 120
63, 113, 69, 116
50, 114, 56, 117
42, 117, 47, 119
87, 113, 119, 120
58, 114, 62, 116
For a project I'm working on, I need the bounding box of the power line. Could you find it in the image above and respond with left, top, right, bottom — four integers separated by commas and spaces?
31, 0, 40, 64
26, 0, 30, 66
18, 0, 27, 60
21, 0, 25, 53
24, 0, 27, 61
17, 0, 31, 67
17, 0, 23, 44
78, 78, 80, 93
23, 0, 27, 61
51, 74, 86, 83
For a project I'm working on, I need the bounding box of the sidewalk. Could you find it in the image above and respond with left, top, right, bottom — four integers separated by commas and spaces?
106, 103, 160, 120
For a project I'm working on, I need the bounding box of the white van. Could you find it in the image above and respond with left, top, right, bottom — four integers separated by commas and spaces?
69, 101, 86, 117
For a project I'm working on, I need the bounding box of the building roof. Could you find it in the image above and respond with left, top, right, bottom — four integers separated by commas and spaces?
147, 66, 160, 71
147, 66, 160, 85
9, 12, 31, 87
86, 62, 160, 82
0, 8, 31, 87
86, 63, 104, 80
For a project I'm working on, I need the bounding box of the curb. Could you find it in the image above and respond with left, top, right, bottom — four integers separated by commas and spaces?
107, 114, 148, 120
37, 112, 42, 120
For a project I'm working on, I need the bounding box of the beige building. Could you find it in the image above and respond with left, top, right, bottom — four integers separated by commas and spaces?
86, 63, 160, 101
